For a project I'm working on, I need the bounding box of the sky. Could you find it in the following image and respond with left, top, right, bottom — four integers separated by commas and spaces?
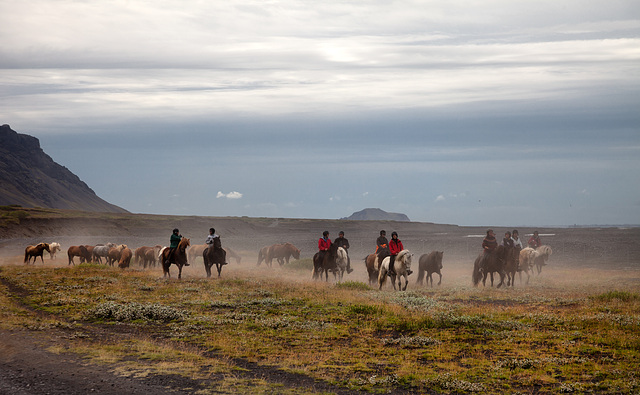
1, 1, 639, 227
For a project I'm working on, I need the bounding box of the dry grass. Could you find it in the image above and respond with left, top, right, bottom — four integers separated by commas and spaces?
1, 255, 639, 394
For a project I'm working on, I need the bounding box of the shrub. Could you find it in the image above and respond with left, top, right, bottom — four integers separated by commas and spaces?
89, 302, 187, 322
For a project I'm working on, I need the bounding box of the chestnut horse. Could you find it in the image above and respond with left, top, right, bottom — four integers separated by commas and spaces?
416, 251, 444, 287
257, 246, 270, 266
161, 237, 190, 279
118, 246, 133, 269
24, 243, 50, 264
364, 247, 390, 286
67, 245, 91, 265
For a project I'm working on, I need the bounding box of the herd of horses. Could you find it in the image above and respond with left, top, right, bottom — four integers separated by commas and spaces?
22, 239, 552, 290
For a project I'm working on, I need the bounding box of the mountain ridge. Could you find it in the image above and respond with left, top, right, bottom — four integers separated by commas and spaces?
0, 124, 127, 213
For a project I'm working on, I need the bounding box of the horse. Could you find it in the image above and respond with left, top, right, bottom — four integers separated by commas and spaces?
257, 246, 270, 266
48, 242, 61, 259
312, 244, 347, 282
107, 245, 126, 266
93, 243, 115, 264
24, 243, 50, 264
533, 245, 553, 274
161, 237, 190, 279
416, 251, 444, 287
203, 238, 228, 278
187, 244, 208, 263
224, 247, 242, 264
472, 246, 508, 288
267, 243, 300, 266
378, 250, 413, 291
118, 246, 133, 269
135, 246, 159, 268
504, 246, 521, 287
67, 245, 91, 265
364, 247, 390, 286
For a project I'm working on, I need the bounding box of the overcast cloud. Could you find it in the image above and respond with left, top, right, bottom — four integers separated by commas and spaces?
1, 1, 639, 226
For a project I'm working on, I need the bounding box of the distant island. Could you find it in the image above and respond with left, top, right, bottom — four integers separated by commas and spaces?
341, 208, 410, 222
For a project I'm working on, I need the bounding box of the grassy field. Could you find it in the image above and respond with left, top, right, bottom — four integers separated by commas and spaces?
1, 256, 639, 394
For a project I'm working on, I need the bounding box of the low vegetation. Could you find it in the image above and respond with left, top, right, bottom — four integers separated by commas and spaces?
1, 262, 639, 394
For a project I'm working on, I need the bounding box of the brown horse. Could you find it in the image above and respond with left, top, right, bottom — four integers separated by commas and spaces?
135, 246, 160, 268
268, 243, 300, 266
24, 243, 50, 264
257, 246, 270, 266
203, 238, 227, 278
472, 246, 508, 288
67, 245, 91, 265
364, 247, 390, 286
187, 244, 208, 263
107, 245, 125, 266
416, 251, 444, 287
504, 246, 521, 287
161, 237, 190, 279
313, 243, 339, 281
118, 246, 133, 269
224, 247, 242, 264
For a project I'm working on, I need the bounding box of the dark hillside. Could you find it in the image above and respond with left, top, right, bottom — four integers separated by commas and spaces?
0, 124, 127, 213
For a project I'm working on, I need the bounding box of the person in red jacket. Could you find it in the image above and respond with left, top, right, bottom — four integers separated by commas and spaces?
528, 231, 541, 249
317, 230, 331, 264
388, 231, 412, 276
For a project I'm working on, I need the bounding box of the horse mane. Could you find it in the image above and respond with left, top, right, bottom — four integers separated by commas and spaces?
178, 237, 190, 249
396, 249, 410, 262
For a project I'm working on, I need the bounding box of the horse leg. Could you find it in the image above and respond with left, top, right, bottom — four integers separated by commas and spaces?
217, 263, 222, 277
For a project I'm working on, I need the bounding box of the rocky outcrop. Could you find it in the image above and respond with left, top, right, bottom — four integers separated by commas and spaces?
342, 208, 410, 222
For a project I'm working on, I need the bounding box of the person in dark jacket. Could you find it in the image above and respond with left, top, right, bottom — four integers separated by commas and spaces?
376, 230, 388, 253
333, 231, 353, 274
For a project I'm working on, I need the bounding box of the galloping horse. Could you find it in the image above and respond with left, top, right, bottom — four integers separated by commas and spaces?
161, 238, 190, 279
24, 243, 50, 264
203, 238, 227, 278
267, 243, 300, 266
378, 250, 413, 291
472, 246, 508, 288
364, 247, 390, 286
416, 251, 444, 287
48, 242, 61, 259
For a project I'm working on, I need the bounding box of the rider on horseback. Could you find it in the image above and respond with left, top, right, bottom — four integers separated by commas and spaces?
480, 229, 497, 272
168, 228, 189, 266
388, 231, 412, 276
333, 231, 353, 274
318, 231, 331, 264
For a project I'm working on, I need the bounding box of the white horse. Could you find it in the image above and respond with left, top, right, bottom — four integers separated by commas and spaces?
335, 247, 348, 282
519, 245, 553, 280
48, 242, 61, 259
378, 250, 413, 291
93, 243, 116, 264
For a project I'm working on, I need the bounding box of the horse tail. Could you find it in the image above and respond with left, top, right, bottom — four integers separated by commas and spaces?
24, 248, 29, 263
472, 255, 483, 286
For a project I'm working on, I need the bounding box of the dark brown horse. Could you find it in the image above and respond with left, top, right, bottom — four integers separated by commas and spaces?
161, 238, 190, 279
472, 246, 508, 288
504, 246, 521, 287
203, 238, 227, 278
135, 246, 160, 268
268, 243, 300, 266
416, 251, 444, 287
364, 247, 390, 286
24, 243, 50, 264
313, 243, 339, 281
67, 245, 91, 265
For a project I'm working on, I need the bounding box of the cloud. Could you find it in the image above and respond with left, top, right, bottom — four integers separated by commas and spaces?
435, 195, 446, 202
216, 191, 243, 199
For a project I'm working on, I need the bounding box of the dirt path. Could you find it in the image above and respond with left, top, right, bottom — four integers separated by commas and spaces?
0, 274, 408, 395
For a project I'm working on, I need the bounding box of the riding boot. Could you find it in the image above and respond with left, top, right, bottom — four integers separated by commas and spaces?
184, 262, 190, 266
387, 261, 396, 276
407, 269, 413, 275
